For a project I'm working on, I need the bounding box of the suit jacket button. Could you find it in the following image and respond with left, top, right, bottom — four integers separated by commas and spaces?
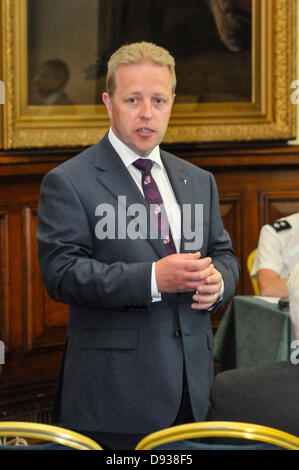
175, 329, 182, 338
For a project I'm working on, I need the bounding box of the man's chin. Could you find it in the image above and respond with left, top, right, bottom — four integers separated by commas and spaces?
132, 143, 156, 158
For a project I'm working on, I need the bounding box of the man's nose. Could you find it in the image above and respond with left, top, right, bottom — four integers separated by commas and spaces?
140, 99, 152, 119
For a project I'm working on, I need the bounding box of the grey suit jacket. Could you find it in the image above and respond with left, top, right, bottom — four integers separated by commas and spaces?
36, 133, 240, 434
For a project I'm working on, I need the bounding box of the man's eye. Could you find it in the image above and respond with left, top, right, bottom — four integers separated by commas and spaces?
155, 98, 164, 104
128, 98, 136, 104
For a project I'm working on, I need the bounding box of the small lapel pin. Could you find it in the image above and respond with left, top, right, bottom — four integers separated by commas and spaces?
183, 178, 188, 185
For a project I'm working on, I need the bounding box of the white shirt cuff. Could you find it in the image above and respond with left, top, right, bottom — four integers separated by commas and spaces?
151, 262, 161, 302
206, 278, 224, 311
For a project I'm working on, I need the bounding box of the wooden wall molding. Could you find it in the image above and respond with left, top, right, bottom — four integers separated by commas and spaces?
0, 208, 9, 350
1, 142, 299, 174
22, 203, 68, 354
259, 191, 299, 226
219, 193, 242, 271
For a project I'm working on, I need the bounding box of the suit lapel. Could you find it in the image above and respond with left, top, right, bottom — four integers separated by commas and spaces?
161, 151, 201, 254
94, 135, 167, 258
93, 136, 203, 257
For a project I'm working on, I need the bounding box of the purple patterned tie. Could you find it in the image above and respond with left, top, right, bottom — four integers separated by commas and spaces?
133, 158, 176, 255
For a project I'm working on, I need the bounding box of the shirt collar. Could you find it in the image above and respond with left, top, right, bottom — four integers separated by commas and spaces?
108, 128, 163, 170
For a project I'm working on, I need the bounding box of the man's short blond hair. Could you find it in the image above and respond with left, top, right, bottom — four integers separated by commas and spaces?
106, 42, 176, 96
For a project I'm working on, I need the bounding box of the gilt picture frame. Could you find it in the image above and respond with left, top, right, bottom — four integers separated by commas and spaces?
0, 0, 297, 149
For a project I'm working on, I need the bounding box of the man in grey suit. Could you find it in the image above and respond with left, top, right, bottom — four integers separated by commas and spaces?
208, 261, 299, 437
36, 42, 240, 449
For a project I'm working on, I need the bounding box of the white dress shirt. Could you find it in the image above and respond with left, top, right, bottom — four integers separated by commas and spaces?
108, 128, 181, 301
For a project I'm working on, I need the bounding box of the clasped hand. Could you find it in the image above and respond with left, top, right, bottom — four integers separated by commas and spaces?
155, 252, 223, 310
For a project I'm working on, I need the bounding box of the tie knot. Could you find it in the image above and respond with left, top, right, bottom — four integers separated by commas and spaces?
133, 158, 153, 173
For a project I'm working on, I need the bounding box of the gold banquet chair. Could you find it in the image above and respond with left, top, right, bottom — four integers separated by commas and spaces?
0, 421, 103, 450
247, 248, 260, 295
135, 421, 299, 451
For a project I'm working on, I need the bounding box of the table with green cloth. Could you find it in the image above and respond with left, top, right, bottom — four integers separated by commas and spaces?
213, 295, 296, 371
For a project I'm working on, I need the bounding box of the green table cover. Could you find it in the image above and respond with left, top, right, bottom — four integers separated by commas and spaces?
214, 296, 296, 370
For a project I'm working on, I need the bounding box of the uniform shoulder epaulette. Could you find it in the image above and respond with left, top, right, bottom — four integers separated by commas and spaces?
269, 219, 292, 232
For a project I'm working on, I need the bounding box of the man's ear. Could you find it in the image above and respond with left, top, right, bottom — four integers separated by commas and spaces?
102, 92, 112, 119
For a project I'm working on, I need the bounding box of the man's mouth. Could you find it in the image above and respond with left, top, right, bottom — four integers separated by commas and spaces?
137, 128, 154, 134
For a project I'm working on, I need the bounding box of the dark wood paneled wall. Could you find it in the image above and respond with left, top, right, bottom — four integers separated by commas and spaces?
1, 142, 299, 419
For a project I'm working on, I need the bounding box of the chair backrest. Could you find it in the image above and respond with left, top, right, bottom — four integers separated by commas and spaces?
0, 422, 102, 450
247, 249, 260, 295
135, 421, 299, 450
